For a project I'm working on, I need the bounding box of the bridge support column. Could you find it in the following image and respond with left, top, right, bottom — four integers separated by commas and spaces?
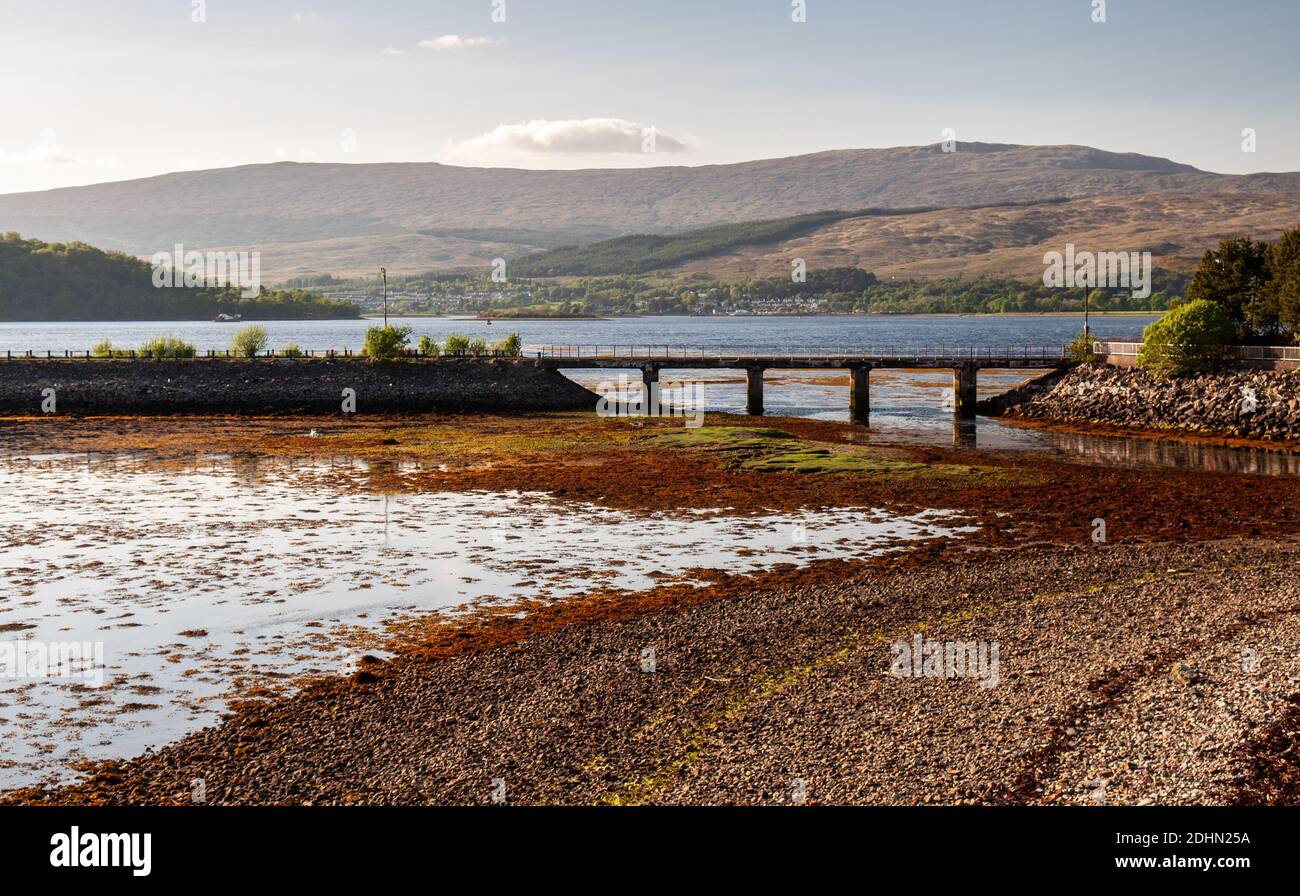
849, 365, 870, 425
746, 367, 765, 416
953, 364, 977, 420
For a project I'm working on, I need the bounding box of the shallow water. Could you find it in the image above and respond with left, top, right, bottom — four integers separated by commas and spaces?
0, 452, 975, 789
567, 367, 1300, 477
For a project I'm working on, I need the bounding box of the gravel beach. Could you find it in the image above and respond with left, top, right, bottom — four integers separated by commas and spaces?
17, 538, 1299, 806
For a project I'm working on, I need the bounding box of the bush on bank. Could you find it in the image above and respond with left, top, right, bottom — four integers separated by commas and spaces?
1137, 299, 1236, 377
230, 324, 269, 358
363, 325, 412, 360
1066, 331, 1096, 364
138, 335, 197, 359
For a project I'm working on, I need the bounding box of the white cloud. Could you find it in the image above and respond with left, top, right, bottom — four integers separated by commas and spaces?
418, 35, 500, 50
380, 46, 406, 56
0, 130, 76, 165
447, 118, 690, 156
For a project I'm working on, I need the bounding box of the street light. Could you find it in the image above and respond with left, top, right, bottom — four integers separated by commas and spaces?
380, 267, 388, 327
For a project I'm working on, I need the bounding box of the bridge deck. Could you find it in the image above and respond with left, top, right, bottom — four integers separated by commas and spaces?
534, 344, 1074, 424
532, 344, 1072, 370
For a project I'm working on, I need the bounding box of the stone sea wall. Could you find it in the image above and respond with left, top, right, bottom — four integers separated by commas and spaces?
983, 364, 1300, 441
0, 359, 600, 415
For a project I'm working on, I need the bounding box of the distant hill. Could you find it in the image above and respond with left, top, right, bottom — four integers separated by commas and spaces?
3, 143, 1300, 281
656, 191, 1300, 282
0, 233, 359, 321
511, 200, 1082, 277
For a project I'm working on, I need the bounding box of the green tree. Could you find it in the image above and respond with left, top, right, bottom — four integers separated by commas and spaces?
1185, 237, 1272, 339
1137, 299, 1236, 377
1264, 226, 1300, 339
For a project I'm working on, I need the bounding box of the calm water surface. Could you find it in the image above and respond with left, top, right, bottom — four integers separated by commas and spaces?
0, 313, 1152, 354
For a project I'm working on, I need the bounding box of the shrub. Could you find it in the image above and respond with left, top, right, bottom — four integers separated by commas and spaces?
443, 333, 471, 355
442, 333, 497, 356
281, 343, 304, 358
362, 325, 412, 361
231, 324, 269, 358
92, 339, 118, 358
1065, 331, 1096, 363
491, 332, 523, 357
138, 335, 196, 359
417, 335, 438, 357
1137, 299, 1236, 377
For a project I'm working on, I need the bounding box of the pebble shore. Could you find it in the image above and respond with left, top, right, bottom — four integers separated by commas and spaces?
16, 539, 1299, 806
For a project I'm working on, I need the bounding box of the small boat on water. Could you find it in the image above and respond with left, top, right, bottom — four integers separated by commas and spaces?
214, 313, 242, 322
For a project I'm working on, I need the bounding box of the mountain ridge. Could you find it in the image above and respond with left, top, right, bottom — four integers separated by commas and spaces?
2, 142, 1299, 281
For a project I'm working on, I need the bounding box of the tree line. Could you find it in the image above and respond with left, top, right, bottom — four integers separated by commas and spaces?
1182, 226, 1300, 342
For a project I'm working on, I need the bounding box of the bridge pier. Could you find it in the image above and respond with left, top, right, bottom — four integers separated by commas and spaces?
746, 367, 765, 416
849, 365, 870, 425
953, 364, 978, 420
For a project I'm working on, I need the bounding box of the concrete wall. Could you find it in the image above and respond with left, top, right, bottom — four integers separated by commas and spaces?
0, 358, 600, 415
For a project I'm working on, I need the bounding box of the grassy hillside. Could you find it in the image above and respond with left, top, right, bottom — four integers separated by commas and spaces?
0, 232, 360, 321
510, 208, 934, 276
654, 192, 1300, 283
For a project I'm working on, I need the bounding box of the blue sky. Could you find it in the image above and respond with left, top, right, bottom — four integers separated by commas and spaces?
2, 0, 1298, 192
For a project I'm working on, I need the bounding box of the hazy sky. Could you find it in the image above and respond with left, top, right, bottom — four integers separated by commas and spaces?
2, 0, 1299, 194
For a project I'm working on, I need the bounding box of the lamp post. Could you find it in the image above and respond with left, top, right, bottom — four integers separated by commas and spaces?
380, 267, 388, 327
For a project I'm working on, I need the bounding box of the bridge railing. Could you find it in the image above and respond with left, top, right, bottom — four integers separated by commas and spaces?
530, 344, 1074, 363
1094, 341, 1300, 362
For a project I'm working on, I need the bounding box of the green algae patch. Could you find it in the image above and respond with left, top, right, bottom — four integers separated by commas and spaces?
304, 412, 650, 460
744, 447, 929, 476
640, 425, 1008, 482
639, 426, 798, 452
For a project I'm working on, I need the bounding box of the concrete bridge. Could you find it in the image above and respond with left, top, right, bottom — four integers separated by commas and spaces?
534, 345, 1073, 423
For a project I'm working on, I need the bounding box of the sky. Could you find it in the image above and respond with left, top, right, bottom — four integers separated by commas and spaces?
2, 0, 1299, 194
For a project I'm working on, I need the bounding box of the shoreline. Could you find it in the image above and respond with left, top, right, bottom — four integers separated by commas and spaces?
3, 411, 1300, 805
11, 535, 1298, 806
987, 365, 1300, 444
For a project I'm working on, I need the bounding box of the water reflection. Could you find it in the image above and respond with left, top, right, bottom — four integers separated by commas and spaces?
1031, 430, 1300, 477
953, 419, 977, 449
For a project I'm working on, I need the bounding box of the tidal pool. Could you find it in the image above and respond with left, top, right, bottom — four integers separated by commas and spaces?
0, 452, 976, 789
